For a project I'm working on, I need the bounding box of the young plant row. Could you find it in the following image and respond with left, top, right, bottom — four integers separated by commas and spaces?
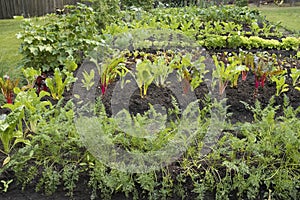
116, 8, 283, 39
212, 51, 300, 96
2, 49, 299, 107
104, 9, 299, 51
1, 95, 299, 200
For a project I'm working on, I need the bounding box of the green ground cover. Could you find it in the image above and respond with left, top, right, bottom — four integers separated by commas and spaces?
256, 5, 300, 33
0, 19, 23, 78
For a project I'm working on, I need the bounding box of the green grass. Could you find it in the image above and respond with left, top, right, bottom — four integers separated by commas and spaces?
255, 5, 300, 34
0, 18, 23, 79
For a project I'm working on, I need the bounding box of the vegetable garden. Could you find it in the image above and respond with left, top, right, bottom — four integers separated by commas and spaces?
0, 1, 300, 200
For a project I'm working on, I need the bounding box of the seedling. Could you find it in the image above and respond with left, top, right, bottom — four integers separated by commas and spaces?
45, 68, 77, 100
81, 69, 95, 91
97, 56, 127, 95
290, 68, 300, 90
270, 72, 289, 96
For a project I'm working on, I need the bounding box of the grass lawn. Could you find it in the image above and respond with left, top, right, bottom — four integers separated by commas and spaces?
255, 4, 300, 34
0, 18, 24, 78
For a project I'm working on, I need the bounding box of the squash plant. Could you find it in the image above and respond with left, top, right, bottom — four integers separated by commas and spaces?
18, 3, 100, 72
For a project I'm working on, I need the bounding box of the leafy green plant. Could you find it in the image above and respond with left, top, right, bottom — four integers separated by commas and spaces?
81, 69, 95, 91
270, 72, 289, 96
281, 37, 300, 51
83, 0, 121, 30
3, 88, 51, 133
290, 68, 300, 91
0, 106, 29, 158
6, 100, 84, 195
97, 56, 128, 95
0, 75, 19, 104
252, 52, 284, 96
45, 68, 77, 100
18, 3, 101, 72
134, 59, 154, 97
151, 55, 173, 87
21, 67, 41, 89
212, 55, 246, 95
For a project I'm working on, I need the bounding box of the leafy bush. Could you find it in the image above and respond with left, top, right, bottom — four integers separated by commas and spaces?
17, 3, 102, 72
235, 0, 248, 7
120, 0, 154, 10
83, 0, 121, 30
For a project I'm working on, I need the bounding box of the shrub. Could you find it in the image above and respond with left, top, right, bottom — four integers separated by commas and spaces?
235, 0, 248, 7
18, 3, 102, 72
83, 0, 121, 30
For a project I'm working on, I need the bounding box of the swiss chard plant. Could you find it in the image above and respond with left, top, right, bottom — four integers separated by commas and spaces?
97, 56, 128, 95
45, 68, 77, 100
270, 71, 289, 96
22, 67, 48, 94
252, 52, 284, 95
134, 59, 154, 98
212, 55, 246, 95
290, 68, 300, 91
3, 88, 52, 134
0, 75, 19, 104
0, 106, 30, 164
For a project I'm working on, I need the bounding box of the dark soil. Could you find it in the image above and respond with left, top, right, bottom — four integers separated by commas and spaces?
0, 49, 299, 200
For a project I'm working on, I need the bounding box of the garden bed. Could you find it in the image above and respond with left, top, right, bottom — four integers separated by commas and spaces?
0, 3, 300, 200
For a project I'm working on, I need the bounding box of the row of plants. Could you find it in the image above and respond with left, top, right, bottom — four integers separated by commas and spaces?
1, 93, 299, 200
2, 47, 298, 106
116, 34, 300, 50
103, 6, 300, 50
